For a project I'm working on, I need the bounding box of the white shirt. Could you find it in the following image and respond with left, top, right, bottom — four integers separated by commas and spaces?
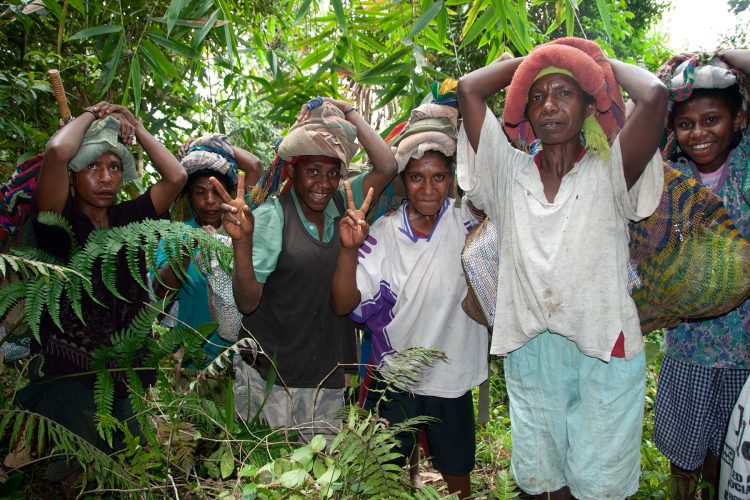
457, 107, 663, 361
351, 199, 488, 397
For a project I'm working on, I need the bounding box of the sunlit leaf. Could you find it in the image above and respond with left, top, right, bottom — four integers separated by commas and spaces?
130, 56, 142, 116
166, 0, 188, 34
595, 0, 612, 38
406, 1, 443, 39
331, 0, 347, 35
67, 25, 122, 42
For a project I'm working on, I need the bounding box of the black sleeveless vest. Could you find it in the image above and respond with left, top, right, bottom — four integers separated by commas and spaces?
241, 190, 356, 388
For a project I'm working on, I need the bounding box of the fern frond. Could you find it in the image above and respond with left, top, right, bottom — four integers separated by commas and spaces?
379, 347, 448, 392
126, 368, 157, 446
126, 233, 148, 292
46, 278, 65, 332
101, 231, 127, 301
0, 251, 85, 281
188, 337, 257, 391
0, 409, 139, 489
65, 274, 85, 324
36, 211, 79, 254
24, 278, 47, 342
0, 281, 26, 322
68, 248, 103, 306
94, 370, 116, 446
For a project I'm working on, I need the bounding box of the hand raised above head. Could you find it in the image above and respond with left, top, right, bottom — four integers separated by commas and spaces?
178, 138, 197, 160
210, 171, 254, 242
339, 179, 374, 249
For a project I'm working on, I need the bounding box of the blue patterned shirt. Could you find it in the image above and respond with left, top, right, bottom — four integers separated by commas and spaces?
665, 134, 750, 369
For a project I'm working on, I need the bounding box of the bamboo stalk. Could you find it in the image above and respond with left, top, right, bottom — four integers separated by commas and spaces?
48, 69, 72, 124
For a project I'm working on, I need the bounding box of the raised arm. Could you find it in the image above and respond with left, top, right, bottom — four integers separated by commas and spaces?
35, 108, 102, 213
610, 59, 668, 189
326, 98, 397, 200
331, 181, 372, 315
100, 104, 187, 215
722, 49, 750, 77
233, 146, 263, 189
457, 57, 524, 153
209, 172, 264, 314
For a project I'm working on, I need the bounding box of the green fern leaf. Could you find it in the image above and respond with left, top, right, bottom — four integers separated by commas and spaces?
0, 281, 26, 321
45, 277, 65, 332
126, 234, 148, 292
36, 415, 45, 457
101, 235, 127, 301
63, 274, 85, 324
9, 411, 25, 450
24, 278, 47, 341
94, 370, 115, 445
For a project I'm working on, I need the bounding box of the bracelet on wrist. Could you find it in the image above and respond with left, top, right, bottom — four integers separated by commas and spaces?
344, 107, 357, 115
81, 109, 97, 119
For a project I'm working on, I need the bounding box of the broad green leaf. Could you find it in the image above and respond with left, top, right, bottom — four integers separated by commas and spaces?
317, 465, 341, 486
192, 9, 220, 49
436, 4, 448, 43
146, 30, 198, 58
406, 1, 443, 39
295, 0, 314, 22
220, 446, 234, 479
67, 25, 122, 41
241, 483, 257, 500
166, 0, 188, 34
331, 0, 347, 35
595, 0, 612, 38
309, 434, 326, 453
140, 40, 178, 80
278, 469, 308, 488
130, 56, 141, 117
460, 6, 495, 48
358, 48, 410, 81
99, 33, 124, 97
290, 445, 314, 470
462, 0, 487, 38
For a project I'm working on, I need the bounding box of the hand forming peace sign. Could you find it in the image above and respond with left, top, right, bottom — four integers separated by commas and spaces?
339, 180, 374, 249
209, 171, 254, 242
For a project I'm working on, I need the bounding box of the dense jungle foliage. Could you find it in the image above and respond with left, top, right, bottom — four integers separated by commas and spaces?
0, 0, 742, 497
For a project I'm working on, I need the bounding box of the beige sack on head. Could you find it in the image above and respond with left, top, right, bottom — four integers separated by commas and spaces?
278, 101, 359, 176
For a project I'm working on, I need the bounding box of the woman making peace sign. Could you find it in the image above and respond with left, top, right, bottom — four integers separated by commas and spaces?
212, 97, 397, 440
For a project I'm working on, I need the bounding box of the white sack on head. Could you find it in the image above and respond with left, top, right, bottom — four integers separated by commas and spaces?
391, 103, 459, 172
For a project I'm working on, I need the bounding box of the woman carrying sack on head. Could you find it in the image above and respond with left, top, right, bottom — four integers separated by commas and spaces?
211, 97, 397, 440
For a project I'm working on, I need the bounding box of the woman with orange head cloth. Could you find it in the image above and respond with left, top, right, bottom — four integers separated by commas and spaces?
456, 38, 667, 499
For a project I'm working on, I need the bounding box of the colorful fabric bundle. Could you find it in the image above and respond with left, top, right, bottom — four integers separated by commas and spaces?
180, 133, 238, 188
68, 116, 137, 182
629, 165, 750, 332
246, 138, 289, 210
502, 37, 626, 153
462, 164, 750, 333
0, 154, 43, 243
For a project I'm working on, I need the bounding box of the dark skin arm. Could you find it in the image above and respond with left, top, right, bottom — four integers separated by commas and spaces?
36, 108, 101, 214
722, 49, 750, 75
233, 146, 263, 190
209, 172, 263, 314
330, 180, 374, 316
96, 104, 187, 215
152, 225, 217, 298
456, 57, 525, 154
609, 59, 668, 188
